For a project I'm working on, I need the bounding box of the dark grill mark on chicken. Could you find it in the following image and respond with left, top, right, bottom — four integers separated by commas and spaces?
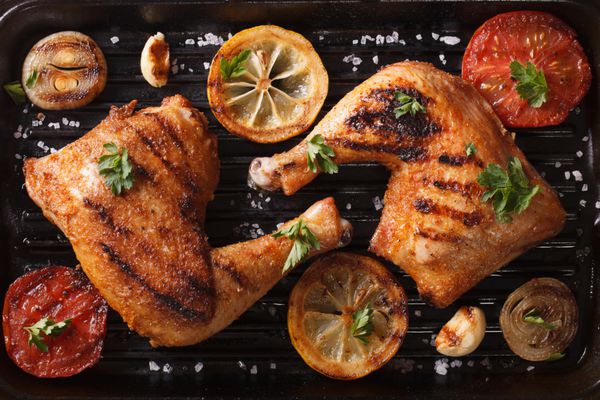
328, 138, 427, 162
345, 87, 441, 138
212, 258, 253, 292
413, 198, 483, 227
439, 154, 485, 168
415, 228, 462, 243
100, 243, 211, 322
422, 177, 483, 198
83, 198, 131, 236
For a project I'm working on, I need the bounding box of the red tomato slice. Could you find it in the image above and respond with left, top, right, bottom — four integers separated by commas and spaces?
2, 266, 108, 378
462, 11, 591, 128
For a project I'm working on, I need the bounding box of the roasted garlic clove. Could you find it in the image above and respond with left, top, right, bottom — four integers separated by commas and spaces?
435, 306, 486, 357
140, 32, 170, 88
22, 31, 107, 110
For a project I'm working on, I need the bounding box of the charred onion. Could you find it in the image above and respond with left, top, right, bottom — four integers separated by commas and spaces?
500, 278, 578, 361
22, 31, 107, 110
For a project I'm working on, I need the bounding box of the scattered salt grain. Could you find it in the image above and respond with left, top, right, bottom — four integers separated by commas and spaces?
467, 360, 475, 367
580, 199, 587, 207
434, 358, 449, 375
250, 365, 258, 375
416, 34, 423, 40
13, 131, 21, 139
372, 196, 383, 211
376, 35, 385, 45
414, 310, 422, 317
171, 65, 179, 74
180, 64, 185, 70
439, 36, 461, 45
319, 35, 324, 41
203, 62, 210, 70
352, 66, 358, 72
270, 363, 277, 370
197, 32, 226, 47
62, 117, 69, 125
50, 148, 57, 154
564, 171, 571, 180
386, 31, 399, 44
372, 55, 379, 65
149, 361, 160, 371
265, 197, 271, 203
238, 361, 247, 370
595, 201, 600, 209
572, 170, 583, 181
555, 161, 562, 168
69, 121, 76, 127
162, 363, 173, 373
576, 151, 583, 158
395, 358, 415, 373
450, 360, 462, 368
583, 135, 589, 142
431, 32, 440, 40
582, 184, 588, 192
360, 34, 374, 45
398, 39, 407, 45
352, 39, 358, 45
194, 362, 204, 373
14, 154, 22, 160
110, 36, 120, 44
526, 366, 535, 372
185, 38, 195, 45
439, 53, 447, 65
480, 357, 492, 370
346, 203, 352, 210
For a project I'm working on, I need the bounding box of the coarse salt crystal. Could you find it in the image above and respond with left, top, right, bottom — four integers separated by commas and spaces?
595, 201, 600, 209
238, 361, 247, 370
162, 363, 172, 373
399, 39, 406, 45
555, 161, 562, 168
270, 363, 277, 369
352, 39, 358, 45
583, 136, 589, 142
439, 53, 447, 65
185, 38, 195, 45
580, 199, 587, 207
171, 65, 179, 74
203, 62, 210, 70
319, 35, 324, 41
373, 196, 383, 211
431, 32, 440, 40
467, 360, 475, 367
346, 203, 352, 210
439, 36, 461, 45
564, 171, 571, 180
194, 362, 204, 373
110, 36, 120, 44
14, 154, 22, 160
582, 184, 588, 192
416, 34, 422, 40
375, 35, 385, 45
572, 170, 583, 181
250, 365, 258, 375
526, 366, 535, 372
13, 131, 21, 139
62, 117, 69, 125
149, 361, 160, 371
352, 66, 358, 72
414, 310, 422, 317
372, 55, 379, 65
576, 151, 583, 158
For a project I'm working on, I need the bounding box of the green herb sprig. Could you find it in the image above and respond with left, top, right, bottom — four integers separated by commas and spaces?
477, 156, 540, 223
510, 60, 548, 108
394, 91, 425, 118
351, 305, 374, 344
307, 134, 338, 174
98, 143, 134, 196
465, 142, 477, 157
23, 317, 72, 353
272, 219, 320, 273
220, 49, 252, 80
3, 81, 26, 105
25, 69, 39, 89
522, 308, 557, 330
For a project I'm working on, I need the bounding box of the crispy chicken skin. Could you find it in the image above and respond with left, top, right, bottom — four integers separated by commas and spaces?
249, 62, 566, 308
24, 95, 352, 347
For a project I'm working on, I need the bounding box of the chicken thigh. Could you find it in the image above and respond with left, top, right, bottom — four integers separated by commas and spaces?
24, 95, 352, 347
248, 62, 565, 308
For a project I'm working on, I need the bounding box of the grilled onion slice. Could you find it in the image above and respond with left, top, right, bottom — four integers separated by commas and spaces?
22, 31, 107, 110
500, 278, 578, 361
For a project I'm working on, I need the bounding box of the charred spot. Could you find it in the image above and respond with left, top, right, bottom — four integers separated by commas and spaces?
99, 243, 213, 322
413, 197, 483, 227
83, 198, 130, 236
415, 229, 461, 243
212, 257, 253, 292
440, 326, 462, 346
439, 153, 484, 168
345, 87, 441, 139
423, 177, 482, 198
328, 138, 427, 162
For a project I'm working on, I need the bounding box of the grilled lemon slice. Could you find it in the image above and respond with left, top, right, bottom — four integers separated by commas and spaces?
207, 25, 328, 143
288, 252, 408, 380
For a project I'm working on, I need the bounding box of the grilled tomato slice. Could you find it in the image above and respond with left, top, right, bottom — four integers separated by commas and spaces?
288, 252, 408, 380
3, 266, 108, 378
462, 11, 591, 128
207, 25, 328, 143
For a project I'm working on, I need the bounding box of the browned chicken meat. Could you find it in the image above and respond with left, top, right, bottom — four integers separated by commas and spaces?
24, 95, 352, 347
248, 61, 566, 308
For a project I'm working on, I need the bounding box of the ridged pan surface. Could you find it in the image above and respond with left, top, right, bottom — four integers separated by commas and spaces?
0, 1, 597, 399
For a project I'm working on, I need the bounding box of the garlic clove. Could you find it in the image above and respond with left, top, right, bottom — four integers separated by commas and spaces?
140, 32, 170, 88
435, 306, 486, 357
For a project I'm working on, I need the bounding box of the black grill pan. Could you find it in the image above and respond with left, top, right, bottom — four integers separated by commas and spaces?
0, 1, 599, 399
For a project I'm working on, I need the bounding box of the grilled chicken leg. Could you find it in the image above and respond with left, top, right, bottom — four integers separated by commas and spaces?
24, 95, 352, 347
248, 61, 566, 308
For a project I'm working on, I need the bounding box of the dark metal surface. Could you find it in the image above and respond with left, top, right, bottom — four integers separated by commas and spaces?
0, 1, 598, 399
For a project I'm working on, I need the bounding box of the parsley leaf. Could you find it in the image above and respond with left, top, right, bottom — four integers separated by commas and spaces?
510, 60, 548, 108
98, 143, 134, 195
465, 142, 477, 157
477, 156, 540, 223
351, 305, 374, 344
25, 69, 39, 89
23, 317, 72, 353
220, 49, 252, 80
306, 134, 338, 174
272, 219, 320, 273
522, 308, 557, 330
546, 352, 565, 361
394, 91, 425, 118
3, 81, 26, 105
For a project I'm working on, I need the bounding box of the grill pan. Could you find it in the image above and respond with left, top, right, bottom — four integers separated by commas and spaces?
0, 0, 599, 398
